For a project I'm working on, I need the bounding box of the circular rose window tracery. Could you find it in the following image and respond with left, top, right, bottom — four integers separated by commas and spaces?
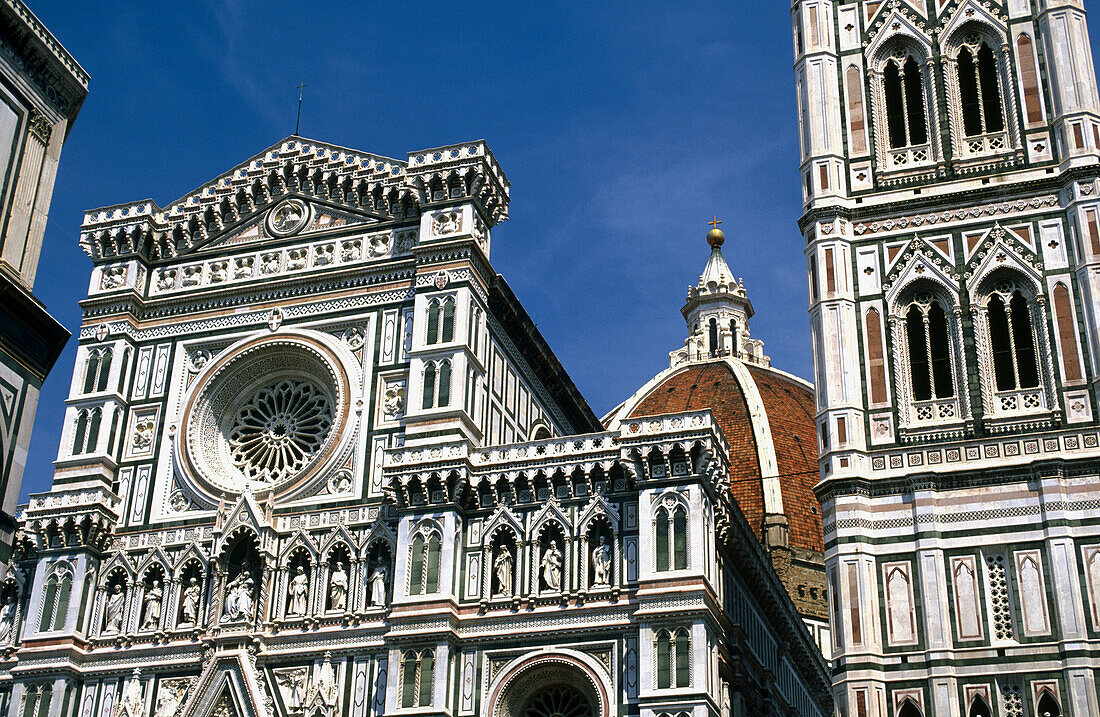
522, 686, 593, 717
228, 378, 333, 483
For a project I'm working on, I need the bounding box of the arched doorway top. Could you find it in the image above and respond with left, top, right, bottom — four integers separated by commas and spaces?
486, 649, 612, 717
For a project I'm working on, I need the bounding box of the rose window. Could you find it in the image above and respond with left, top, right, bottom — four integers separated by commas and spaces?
522, 687, 593, 717
177, 332, 355, 503
228, 379, 333, 483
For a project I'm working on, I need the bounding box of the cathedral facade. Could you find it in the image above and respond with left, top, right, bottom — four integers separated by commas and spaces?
0, 137, 830, 717
794, 0, 1100, 715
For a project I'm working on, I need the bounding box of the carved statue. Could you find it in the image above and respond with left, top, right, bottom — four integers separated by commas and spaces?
288, 566, 309, 616
0, 594, 14, 640
541, 541, 563, 592
329, 562, 348, 611
369, 566, 387, 607
223, 566, 255, 622
494, 546, 513, 596
274, 668, 307, 711
592, 536, 612, 586
141, 581, 163, 630
382, 383, 406, 419
180, 577, 201, 625
105, 583, 125, 633
154, 680, 187, 717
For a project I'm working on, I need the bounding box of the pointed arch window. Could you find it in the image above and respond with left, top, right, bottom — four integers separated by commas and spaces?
708, 318, 718, 357
400, 649, 434, 708
72, 408, 102, 455
956, 40, 1005, 137
897, 700, 923, 717
426, 297, 456, 345
967, 695, 992, 717
23, 686, 51, 717
1036, 691, 1062, 717
883, 54, 928, 149
904, 296, 956, 402
655, 628, 691, 689
421, 360, 452, 410
986, 290, 1039, 391
655, 502, 688, 572
409, 530, 441, 596
38, 572, 71, 632
82, 348, 112, 394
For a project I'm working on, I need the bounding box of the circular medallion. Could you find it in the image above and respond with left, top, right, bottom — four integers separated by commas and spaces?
267, 199, 310, 237
176, 331, 356, 503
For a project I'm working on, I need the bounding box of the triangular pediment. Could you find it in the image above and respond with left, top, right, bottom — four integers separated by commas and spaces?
867, 6, 933, 64
966, 226, 1042, 299
884, 241, 959, 307
484, 505, 524, 541
579, 493, 620, 531
939, 0, 1007, 48
82, 136, 511, 262
186, 195, 388, 257
214, 492, 272, 559
531, 498, 571, 535
180, 650, 266, 717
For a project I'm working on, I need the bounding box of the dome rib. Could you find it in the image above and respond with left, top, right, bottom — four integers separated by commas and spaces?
621, 359, 822, 554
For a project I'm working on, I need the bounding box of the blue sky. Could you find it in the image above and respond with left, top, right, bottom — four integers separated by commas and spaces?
22, 1, 1077, 501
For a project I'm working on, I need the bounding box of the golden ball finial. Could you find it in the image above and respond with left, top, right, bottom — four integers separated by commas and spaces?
707, 216, 725, 247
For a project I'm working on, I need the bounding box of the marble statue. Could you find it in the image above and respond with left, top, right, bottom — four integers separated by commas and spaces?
141, 580, 163, 630
0, 595, 14, 640
494, 546, 513, 596
329, 562, 348, 611
369, 566, 387, 607
223, 568, 255, 621
288, 566, 309, 616
180, 578, 200, 624
592, 535, 611, 586
105, 583, 125, 632
542, 541, 563, 592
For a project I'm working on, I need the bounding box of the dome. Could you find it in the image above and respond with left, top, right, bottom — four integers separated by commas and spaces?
605, 359, 822, 553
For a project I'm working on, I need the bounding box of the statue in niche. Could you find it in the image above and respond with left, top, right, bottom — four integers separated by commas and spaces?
104, 583, 125, 632
592, 536, 612, 586
494, 546, 513, 597
0, 594, 15, 640
180, 577, 201, 625
288, 566, 309, 616
368, 566, 387, 607
329, 562, 348, 611
223, 563, 256, 621
541, 541, 563, 592
141, 581, 163, 630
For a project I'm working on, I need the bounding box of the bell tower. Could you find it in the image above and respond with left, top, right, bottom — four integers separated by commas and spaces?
795, 0, 1100, 715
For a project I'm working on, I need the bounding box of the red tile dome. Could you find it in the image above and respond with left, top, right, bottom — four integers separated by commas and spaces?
607, 359, 823, 554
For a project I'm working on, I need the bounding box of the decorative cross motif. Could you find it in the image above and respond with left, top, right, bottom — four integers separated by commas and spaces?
708, 217, 723, 230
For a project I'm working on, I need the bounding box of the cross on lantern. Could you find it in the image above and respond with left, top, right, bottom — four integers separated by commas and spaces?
708, 216, 723, 230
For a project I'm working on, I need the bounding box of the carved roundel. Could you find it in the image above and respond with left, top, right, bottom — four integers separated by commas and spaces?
177, 331, 356, 503
267, 198, 310, 237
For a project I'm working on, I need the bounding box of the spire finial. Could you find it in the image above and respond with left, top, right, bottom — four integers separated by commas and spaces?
706, 216, 725, 248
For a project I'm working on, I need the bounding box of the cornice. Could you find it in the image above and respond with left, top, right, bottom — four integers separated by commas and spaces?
798, 164, 1100, 233
0, 0, 87, 121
